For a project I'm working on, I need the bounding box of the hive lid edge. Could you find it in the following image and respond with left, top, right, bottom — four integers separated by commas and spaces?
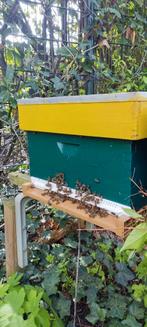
18, 92, 147, 105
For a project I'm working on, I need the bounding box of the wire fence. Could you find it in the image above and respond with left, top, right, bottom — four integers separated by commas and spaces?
1, 0, 147, 95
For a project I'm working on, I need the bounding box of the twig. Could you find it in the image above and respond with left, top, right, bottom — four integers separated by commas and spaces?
83, 43, 99, 54
134, 51, 147, 76
130, 177, 147, 197
11, 125, 26, 155
0, 117, 27, 156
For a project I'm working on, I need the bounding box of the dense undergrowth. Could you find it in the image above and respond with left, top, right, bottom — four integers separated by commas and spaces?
0, 206, 146, 326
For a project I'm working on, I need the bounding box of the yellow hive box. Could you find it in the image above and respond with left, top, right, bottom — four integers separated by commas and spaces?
18, 92, 147, 140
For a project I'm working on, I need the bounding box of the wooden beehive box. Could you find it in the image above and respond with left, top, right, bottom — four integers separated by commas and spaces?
18, 92, 147, 209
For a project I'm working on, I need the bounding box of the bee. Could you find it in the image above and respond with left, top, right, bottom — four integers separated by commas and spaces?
44, 174, 105, 218
42, 189, 50, 196
52, 173, 65, 186
63, 187, 72, 195
46, 177, 51, 186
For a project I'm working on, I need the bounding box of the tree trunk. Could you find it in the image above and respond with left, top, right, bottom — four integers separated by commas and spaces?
61, 0, 68, 45
47, 4, 54, 69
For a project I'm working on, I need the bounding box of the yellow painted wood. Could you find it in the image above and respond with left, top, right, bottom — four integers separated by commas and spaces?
138, 102, 147, 139
18, 101, 147, 140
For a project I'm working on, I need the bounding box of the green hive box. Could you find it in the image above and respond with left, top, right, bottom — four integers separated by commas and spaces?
18, 92, 147, 209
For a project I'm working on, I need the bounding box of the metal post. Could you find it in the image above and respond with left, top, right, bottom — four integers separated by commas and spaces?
15, 194, 30, 268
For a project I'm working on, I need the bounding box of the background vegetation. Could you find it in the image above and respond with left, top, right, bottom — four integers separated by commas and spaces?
0, 0, 147, 120
0, 1, 147, 326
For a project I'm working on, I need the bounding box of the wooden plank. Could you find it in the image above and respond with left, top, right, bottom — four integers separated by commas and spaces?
3, 198, 18, 277
22, 183, 130, 238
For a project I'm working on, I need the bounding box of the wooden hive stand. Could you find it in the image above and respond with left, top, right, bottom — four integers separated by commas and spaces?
4, 172, 135, 276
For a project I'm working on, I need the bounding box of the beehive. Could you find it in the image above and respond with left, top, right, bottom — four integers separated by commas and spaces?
18, 92, 147, 209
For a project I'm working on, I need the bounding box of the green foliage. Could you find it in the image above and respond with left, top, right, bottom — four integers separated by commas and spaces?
121, 223, 147, 251
136, 256, 147, 281
121, 209, 147, 253
0, 0, 147, 123
22, 213, 147, 326
0, 204, 147, 325
123, 208, 143, 219
115, 262, 135, 286
121, 209, 147, 322
106, 293, 128, 320
0, 273, 64, 327
42, 268, 61, 296
86, 302, 106, 325
122, 315, 142, 327
132, 284, 147, 308
55, 293, 71, 319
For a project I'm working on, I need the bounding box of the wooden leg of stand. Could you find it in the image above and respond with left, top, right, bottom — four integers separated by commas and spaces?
3, 198, 18, 277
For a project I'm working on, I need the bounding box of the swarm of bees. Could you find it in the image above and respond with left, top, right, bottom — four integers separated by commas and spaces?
41, 173, 107, 218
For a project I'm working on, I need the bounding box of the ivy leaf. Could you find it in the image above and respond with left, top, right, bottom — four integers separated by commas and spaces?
56, 294, 71, 319
120, 223, 147, 251
106, 294, 128, 319
42, 268, 60, 296
108, 320, 124, 327
115, 271, 134, 287
86, 303, 106, 325
80, 256, 93, 267
86, 286, 98, 304
129, 301, 145, 319
64, 238, 77, 249
51, 245, 65, 258
115, 263, 135, 287
122, 315, 142, 327
103, 7, 121, 18
51, 77, 64, 91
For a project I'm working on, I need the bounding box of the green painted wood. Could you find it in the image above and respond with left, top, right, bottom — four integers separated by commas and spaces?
27, 132, 133, 206
131, 139, 147, 209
